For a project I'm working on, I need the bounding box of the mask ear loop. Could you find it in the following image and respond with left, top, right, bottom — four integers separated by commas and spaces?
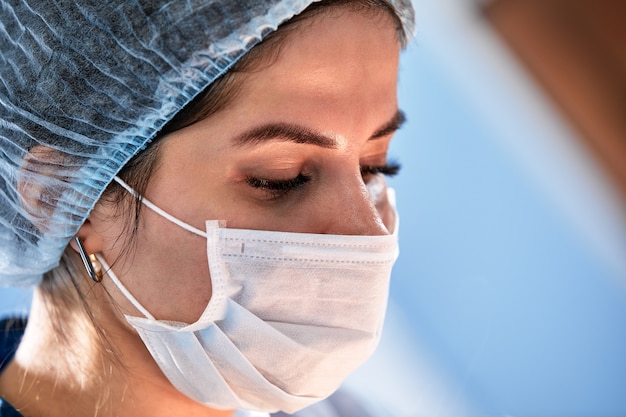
97, 254, 155, 320
113, 176, 207, 238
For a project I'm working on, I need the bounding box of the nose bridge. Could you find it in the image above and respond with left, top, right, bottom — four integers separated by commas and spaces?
324, 176, 388, 236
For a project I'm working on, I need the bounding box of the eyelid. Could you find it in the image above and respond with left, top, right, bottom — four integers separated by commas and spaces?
245, 173, 312, 200
243, 160, 401, 202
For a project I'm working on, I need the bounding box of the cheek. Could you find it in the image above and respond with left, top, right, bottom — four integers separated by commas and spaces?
153, 240, 211, 319
113, 212, 214, 323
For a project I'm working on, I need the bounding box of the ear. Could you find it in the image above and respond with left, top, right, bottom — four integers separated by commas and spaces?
69, 218, 107, 256
18, 145, 108, 255
17, 146, 67, 233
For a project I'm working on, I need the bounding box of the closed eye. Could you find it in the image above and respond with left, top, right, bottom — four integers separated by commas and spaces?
360, 161, 401, 181
246, 173, 312, 200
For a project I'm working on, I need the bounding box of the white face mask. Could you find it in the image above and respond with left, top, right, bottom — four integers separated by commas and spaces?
105, 176, 399, 413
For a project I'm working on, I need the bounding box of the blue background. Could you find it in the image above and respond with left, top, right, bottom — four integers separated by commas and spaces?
348, 3, 626, 416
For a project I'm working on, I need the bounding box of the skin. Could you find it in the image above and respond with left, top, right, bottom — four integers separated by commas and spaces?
0, 7, 401, 417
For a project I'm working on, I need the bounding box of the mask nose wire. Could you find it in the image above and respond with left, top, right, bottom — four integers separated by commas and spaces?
113, 176, 208, 238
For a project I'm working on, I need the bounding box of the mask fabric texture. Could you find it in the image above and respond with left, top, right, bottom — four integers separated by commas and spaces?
103, 177, 400, 413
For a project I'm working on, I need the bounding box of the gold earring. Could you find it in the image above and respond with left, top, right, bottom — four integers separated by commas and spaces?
75, 237, 103, 282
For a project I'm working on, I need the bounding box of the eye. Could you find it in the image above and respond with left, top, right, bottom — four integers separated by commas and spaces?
360, 161, 401, 183
246, 173, 312, 200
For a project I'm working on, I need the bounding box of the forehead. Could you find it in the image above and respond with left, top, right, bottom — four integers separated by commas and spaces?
261, 7, 399, 82
232, 8, 401, 133
156, 7, 402, 153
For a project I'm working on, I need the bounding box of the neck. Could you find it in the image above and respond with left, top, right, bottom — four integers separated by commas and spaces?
0, 287, 233, 417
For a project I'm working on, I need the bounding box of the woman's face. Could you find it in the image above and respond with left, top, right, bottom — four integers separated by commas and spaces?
93, 9, 402, 323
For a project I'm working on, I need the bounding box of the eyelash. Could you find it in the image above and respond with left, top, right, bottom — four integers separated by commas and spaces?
360, 161, 401, 178
246, 173, 313, 199
246, 162, 401, 199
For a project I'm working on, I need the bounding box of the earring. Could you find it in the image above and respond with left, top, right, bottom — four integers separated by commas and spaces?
74, 237, 103, 282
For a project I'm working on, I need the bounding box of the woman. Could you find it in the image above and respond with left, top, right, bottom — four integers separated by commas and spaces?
0, 0, 414, 416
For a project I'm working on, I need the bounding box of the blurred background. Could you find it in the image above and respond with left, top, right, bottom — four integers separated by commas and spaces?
2, 1, 625, 416
346, 1, 626, 416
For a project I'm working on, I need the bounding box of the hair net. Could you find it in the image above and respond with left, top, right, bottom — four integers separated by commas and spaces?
0, 0, 415, 287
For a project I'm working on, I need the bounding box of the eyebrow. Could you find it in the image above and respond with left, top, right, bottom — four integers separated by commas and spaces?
371, 110, 406, 139
234, 109, 406, 148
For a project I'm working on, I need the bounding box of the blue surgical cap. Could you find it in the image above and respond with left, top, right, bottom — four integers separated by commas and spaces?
0, 0, 415, 286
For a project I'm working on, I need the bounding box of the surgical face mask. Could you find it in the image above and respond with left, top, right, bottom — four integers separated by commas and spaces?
105, 176, 399, 413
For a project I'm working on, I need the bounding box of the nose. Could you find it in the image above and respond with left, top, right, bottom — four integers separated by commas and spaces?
321, 176, 390, 236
